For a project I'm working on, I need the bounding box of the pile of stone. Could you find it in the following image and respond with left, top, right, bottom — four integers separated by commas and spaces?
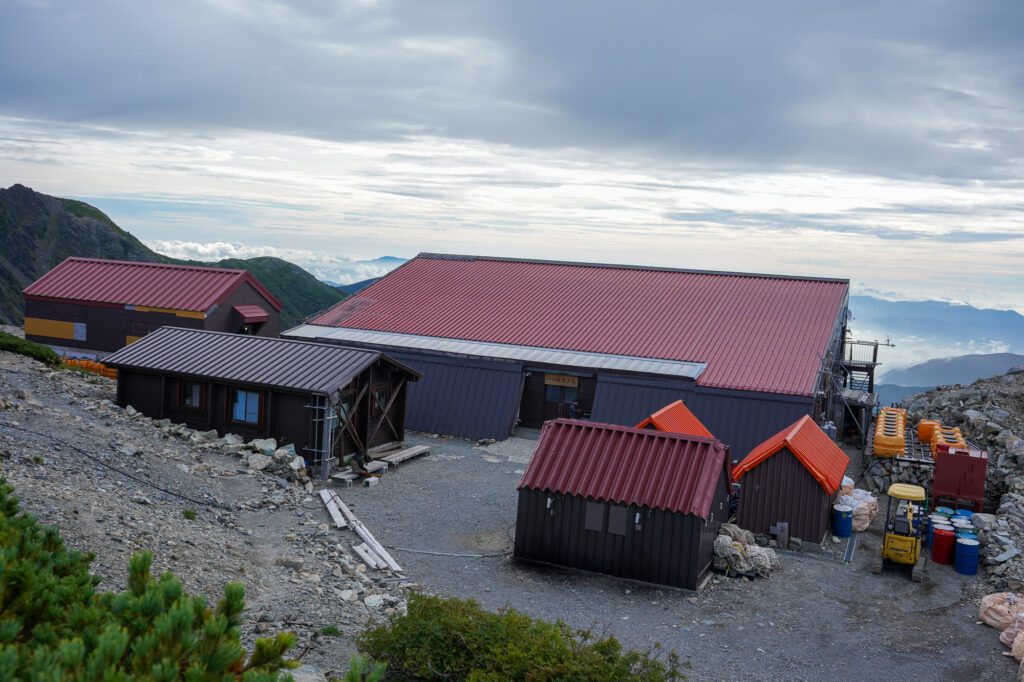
115, 403, 315, 492
897, 366, 1024, 588
861, 457, 934, 494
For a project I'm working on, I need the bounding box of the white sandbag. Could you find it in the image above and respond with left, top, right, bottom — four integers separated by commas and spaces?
1013, 628, 1024, 662
719, 523, 756, 545
1003, 613, 1024, 647
746, 545, 781, 578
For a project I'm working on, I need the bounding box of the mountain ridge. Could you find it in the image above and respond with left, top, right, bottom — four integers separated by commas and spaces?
0, 184, 344, 328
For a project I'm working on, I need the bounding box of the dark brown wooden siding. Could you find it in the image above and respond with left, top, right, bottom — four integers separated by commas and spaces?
735, 447, 832, 542
514, 489, 712, 590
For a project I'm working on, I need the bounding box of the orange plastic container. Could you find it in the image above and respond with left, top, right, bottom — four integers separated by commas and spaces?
931, 426, 966, 455
63, 357, 118, 380
874, 408, 906, 457
917, 419, 940, 443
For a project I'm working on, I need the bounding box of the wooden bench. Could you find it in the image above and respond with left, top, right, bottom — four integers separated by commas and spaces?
381, 445, 430, 468
330, 459, 389, 487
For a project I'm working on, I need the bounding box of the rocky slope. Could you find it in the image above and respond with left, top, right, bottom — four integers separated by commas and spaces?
0, 328, 411, 678
875, 366, 1024, 590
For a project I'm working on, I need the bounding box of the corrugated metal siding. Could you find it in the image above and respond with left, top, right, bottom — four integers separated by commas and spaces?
311, 254, 848, 395
590, 374, 698, 427
735, 448, 832, 541
105, 327, 418, 395
519, 419, 727, 518
24, 257, 282, 312
385, 351, 524, 441
514, 489, 710, 590
688, 386, 815, 464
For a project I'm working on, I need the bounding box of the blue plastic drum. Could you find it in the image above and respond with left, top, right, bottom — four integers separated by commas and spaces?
832, 504, 853, 538
955, 537, 980, 575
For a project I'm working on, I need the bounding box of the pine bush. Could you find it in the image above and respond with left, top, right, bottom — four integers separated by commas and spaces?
0, 478, 297, 680
356, 593, 683, 681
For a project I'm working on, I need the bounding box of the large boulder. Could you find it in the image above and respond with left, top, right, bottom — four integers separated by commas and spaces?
248, 438, 277, 456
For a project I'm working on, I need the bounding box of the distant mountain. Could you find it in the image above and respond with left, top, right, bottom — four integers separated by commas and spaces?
332, 277, 379, 295
849, 295, 1024, 376
874, 384, 940, 408
882, 353, 1024, 387
0, 184, 343, 328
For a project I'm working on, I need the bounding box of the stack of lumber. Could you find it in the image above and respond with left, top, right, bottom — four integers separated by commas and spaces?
319, 489, 402, 573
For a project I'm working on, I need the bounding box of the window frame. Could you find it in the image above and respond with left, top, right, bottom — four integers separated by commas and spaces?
227, 388, 264, 427
177, 380, 206, 410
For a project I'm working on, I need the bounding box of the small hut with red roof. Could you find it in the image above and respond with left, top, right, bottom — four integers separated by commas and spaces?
731, 415, 849, 541
515, 418, 731, 590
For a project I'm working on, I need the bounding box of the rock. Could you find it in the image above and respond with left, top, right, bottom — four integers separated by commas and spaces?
15, 388, 31, 400
1007, 365, 1024, 375
289, 665, 327, 682
248, 453, 273, 471
995, 430, 1017, 447
995, 548, 1021, 564
131, 494, 153, 505
115, 443, 143, 457
275, 443, 297, 459
275, 556, 305, 570
125, 405, 137, 416
339, 589, 358, 602
972, 513, 996, 531
223, 432, 244, 446
176, 463, 190, 474
248, 438, 277, 455
363, 594, 385, 609
199, 429, 220, 441
288, 456, 306, 472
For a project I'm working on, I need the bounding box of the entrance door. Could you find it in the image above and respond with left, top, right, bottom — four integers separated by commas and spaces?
543, 375, 579, 421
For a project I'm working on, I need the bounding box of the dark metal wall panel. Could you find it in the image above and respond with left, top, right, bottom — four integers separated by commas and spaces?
25, 299, 203, 353
118, 370, 163, 416
689, 386, 815, 464
699, 470, 730, 575
590, 374, 698, 428
514, 489, 709, 590
735, 447, 831, 542
384, 351, 524, 440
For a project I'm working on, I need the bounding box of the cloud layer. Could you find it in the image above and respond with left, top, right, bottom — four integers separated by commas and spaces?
1, 2, 1022, 310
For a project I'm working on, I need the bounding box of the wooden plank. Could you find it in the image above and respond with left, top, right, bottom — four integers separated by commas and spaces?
382, 445, 430, 467
352, 542, 383, 569
333, 495, 403, 573
318, 489, 348, 528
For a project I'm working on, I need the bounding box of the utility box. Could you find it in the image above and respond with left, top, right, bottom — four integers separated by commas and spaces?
932, 444, 987, 512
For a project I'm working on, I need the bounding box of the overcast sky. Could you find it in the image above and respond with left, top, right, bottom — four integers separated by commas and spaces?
2, 1, 1023, 310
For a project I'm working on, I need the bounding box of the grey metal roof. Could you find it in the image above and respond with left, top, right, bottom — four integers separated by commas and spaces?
283, 324, 706, 379
104, 327, 420, 394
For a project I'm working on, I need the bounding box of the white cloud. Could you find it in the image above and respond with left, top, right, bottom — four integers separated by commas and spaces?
145, 239, 402, 284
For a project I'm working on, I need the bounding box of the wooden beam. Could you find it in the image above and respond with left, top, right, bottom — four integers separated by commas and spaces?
367, 378, 405, 445
329, 491, 402, 573
318, 489, 348, 529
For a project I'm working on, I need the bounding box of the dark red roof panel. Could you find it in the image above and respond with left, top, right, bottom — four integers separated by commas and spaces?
518, 419, 728, 518
233, 305, 270, 323
310, 254, 847, 395
636, 400, 714, 439
732, 415, 849, 494
24, 257, 282, 313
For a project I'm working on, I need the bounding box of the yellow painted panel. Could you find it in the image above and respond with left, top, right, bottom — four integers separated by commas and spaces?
25, 317, 75, 340
125, 336, 142, 345
132, 305, 206, 319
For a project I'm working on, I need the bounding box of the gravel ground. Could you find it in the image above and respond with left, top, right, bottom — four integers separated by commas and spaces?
0, 329, 1015, 680
346, 432, 1015, 681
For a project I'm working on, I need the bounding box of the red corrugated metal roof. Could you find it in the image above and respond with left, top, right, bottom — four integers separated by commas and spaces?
233, 305, 270, 323
636, 400, 713, 438
518, 419, 728, 518
310, 254, 847, 395
731, 415, 849, 494
24, 257, 282, 313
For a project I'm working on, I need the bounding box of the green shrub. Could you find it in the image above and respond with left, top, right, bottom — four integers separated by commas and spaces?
357, 593, 682, 681
319, 625, 341, 637
0, 478, 297, 680
0, 332, 61, 368
182, 509, 197, 520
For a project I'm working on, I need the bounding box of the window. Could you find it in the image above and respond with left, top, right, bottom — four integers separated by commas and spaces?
607, 505, 628, 536
584, 500, 605, 532
371, 387, 390, 417
230, 389, 261, 425
179, 381, 205, 409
